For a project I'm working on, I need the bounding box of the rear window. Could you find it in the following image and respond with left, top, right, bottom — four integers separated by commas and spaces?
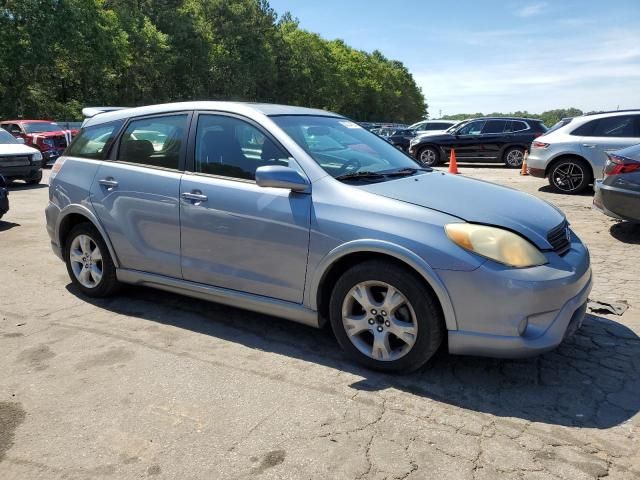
66, 121, 123, 159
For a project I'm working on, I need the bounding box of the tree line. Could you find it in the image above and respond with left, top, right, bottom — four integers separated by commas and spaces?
0, 0, 427, 123
442, 108, 585, 128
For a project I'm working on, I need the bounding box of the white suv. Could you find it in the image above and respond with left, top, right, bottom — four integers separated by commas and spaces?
527, 110, 640, 194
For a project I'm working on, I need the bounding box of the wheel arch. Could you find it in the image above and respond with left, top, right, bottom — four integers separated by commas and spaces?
500, 143, 528, 160
56, 205, 120, 267
545, 153, 595, 180
310, 240, 457, 331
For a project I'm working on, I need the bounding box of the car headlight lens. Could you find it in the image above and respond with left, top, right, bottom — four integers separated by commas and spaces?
445, 223, 547, 268
33, 151, 43, 161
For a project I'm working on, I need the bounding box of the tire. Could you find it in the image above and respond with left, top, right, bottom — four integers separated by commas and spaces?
417, 145, 440, 167
329, 260, 444, 373
64, 223, 120, 297
548, 157, 592, 194
503, 147, 525, 168
26, 170, 42, 185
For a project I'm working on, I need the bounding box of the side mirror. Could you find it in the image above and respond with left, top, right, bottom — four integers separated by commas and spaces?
15, 137, 25, 144
255, 166, 310, 192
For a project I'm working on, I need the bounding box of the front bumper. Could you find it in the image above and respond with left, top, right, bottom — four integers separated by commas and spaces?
0, 165, 42, 180
441, 233, 592, 358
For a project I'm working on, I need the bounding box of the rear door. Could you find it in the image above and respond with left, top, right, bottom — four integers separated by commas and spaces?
478, 120, 508, 160
90, 112, 191, 278
580, 115, 640, 176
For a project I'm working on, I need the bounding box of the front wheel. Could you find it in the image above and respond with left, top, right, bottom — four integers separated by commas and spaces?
64, 223, 120, 297
548, 158, 592, 194
329, 260, 444, 373
417, 146, 440, 167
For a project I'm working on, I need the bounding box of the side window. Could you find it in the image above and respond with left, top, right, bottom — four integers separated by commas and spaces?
481, 120, 507, 134
66, 121, 123, 159
570, 120, 597, 136
195, 115, 289, 180
458, 121, 486, 135
590, 115, 637, 138
117, 114, 187, 169
505, 121, 528, 133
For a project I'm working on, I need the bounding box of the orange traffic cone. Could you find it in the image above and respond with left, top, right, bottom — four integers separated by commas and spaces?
520, 150, 529, 176
448, 149, 459, 174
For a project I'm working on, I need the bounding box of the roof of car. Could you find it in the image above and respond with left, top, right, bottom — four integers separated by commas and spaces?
82, 102, 343, 127
471, 117, 544, 122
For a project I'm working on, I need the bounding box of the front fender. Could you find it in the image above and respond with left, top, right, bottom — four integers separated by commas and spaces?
307, 239, 458, 331
55, 204, 121, 268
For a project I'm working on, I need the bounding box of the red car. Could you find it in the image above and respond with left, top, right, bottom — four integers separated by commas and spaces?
0, 120, 78, 166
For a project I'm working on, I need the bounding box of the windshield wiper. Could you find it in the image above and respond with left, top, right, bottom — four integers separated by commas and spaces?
383, 167, 431, 177
334, 171, 386, 181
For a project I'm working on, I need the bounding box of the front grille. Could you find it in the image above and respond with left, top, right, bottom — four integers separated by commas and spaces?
547, 221, 571, 256
0, 155, 31, 167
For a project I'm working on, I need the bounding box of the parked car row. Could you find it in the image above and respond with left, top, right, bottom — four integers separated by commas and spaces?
0, 128, 44, 184
0, 119, 77, 166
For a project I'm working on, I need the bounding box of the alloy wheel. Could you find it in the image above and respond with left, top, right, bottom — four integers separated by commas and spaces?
419, 148, 437, 166
552, 162, 585, 193
506, 149, 524, 167
341, 281, 418, 361
69, 234, 103, 288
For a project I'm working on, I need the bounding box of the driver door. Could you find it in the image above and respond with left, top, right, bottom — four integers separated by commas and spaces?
179, 112, 312, 303
450, 120, 486, 159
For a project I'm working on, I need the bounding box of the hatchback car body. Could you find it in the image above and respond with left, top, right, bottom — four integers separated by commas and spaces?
593, 143, 640, 222
0, 128, 43, 184
46, 102, 591, 372
408, 117, 547, 168
1, 120, 77, 165
528, 110, 640, 194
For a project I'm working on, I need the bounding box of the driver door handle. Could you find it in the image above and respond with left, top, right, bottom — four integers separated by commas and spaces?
181, 191, 208, 203
99, 178, 118, 189
582, 144, 596, 148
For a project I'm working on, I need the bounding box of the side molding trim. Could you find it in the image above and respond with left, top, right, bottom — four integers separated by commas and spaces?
117, 269, 321, 328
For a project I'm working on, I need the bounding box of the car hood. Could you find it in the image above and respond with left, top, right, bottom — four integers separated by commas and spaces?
0, 143, 40, 156
359, 171, 565, 249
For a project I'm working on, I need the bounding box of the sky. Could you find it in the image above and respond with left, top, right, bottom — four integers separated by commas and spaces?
268, 0, 640, 117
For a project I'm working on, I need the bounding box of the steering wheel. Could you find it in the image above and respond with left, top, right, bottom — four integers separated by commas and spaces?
337, 159, 361, 175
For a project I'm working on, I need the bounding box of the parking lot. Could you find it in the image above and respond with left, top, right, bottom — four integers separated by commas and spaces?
1, 167, 639, 479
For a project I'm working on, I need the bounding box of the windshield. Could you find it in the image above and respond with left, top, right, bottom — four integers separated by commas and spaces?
0, 129, 20, 144
271, 115, 421, 179
22, 122, 62, 134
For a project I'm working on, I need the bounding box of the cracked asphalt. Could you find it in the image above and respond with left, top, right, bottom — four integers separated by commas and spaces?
1, 167, 639, 479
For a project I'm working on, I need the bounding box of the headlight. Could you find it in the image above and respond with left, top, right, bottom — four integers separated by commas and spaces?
33, 151, 43, 161
445, 223, 547, 268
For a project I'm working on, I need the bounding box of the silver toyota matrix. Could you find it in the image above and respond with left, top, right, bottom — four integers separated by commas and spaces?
46, 102, 592, 372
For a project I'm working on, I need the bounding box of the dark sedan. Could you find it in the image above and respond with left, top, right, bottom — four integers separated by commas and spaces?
0, 175, 9, 220
408, 117, 547, 168
593, 144, 640, 222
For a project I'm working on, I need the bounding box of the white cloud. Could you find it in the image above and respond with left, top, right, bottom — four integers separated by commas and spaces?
515, 2, 548, 18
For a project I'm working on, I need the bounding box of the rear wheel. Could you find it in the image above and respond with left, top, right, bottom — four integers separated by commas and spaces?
329, 260, 444, 373
417, 146, 440, 167
64, 223, 120, 297
548, 158, 592, 194
504, 147, 525, 168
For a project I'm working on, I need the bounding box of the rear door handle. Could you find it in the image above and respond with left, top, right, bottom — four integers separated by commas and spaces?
181, 191, 208, 203
582, 144, 596, 148
99, 178, 118, 189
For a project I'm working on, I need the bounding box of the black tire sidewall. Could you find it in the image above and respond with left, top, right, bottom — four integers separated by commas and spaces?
418, 146, 440, 167
64, 223, 119, 297
329, 260, 444, 373
549, 159, 591, 194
